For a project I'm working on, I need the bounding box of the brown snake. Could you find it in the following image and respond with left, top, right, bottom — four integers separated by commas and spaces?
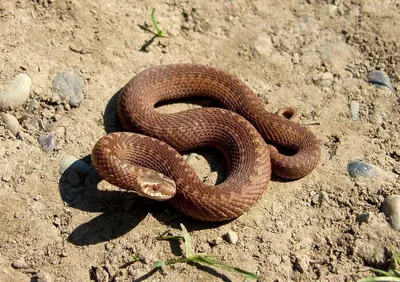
92, 64, 320, 221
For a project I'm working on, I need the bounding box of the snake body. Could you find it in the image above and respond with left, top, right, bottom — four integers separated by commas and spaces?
92, 64, 320, 221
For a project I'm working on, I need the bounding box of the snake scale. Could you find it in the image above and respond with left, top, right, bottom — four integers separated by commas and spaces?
92, 64, 320, 221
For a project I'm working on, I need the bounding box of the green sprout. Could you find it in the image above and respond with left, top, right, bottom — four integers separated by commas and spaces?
358, 246, 400, 282
151, 8, 168, 38
154, 224, 261, 280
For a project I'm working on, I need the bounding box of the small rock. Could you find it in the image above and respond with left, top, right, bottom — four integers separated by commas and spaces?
59, 154, 92, 175
252, 35, 274, 57
350, 100, 360, 121
38, 134, 57, 152
2, 113, 23, 139
312, 72, 334, 88
93, 266, 109, 282
1, 171, 13, 182
21, 115, 41, 132
311, 190, 330, 206
382, 195, 400, 230
41, 108, 53, 119
224, 230, 239, 245
11, 258, 29, 269
196, 242, 211, 253
53, 216, 61, 227
0, 73, 31, 110
347, 160, 377, 178
294, 254, 310, 273
53, 70, 85, 107
326, 4, 337, 17
367, 70, 395, 93
27, 99, 40, 113
208, 237, 223, 247
356, 212, 372, 224
35, 269, 52, 282
204, 171, 218, 185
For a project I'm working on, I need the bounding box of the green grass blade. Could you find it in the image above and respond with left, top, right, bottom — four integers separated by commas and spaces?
393, 270, 400, 277
151, 8, 167, 37
180, 224, 193, 258
358, 278, 400, 282
372, 268, 396, 277
192, 255, 261, 280
154, 257, 189, 267
154, 261, 166, 267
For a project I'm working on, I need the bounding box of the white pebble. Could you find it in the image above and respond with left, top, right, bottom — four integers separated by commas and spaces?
59, 154, 91, 175
383, 195, 400, 231
2, 113, 22, 138
350, 100, 360, 121
224, 230, 239, 245
0, 74, 31, 110
312, 72, 334, 88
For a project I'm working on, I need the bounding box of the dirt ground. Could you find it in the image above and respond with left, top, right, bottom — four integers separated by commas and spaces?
1, 0, 400, 281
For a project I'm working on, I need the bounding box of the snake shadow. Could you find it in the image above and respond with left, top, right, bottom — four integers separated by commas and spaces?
59, 156, 148, 246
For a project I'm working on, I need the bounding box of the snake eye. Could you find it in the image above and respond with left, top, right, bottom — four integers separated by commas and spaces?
146, 183, 160, 192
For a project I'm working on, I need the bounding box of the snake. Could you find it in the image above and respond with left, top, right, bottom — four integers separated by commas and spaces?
91, 64, 320, 221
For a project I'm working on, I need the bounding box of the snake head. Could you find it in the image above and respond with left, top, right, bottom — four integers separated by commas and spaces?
136, 169, 176, 201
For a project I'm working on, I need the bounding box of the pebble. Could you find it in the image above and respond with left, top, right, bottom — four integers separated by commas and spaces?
35, 269, 52, 282
53, 70, 84, 107
208, 237, 223, 247
356, 212, 372, 224
252, 35, 274, 57
311, 190, 330, 206
224, 230, 239, 245
2, 113, 23, 139
11, 258, 30, 269
367, 70, 395, 93
38, 134, 57, 152
27, 99, 40, 113
349, 100, 359, 121
0, 73, 31, 111
294, 254, 310, 273
312, 72, 334, 88
93, 266, 110, 282
59, 154, 92, 175
41, 108, 53, 119
382, 195, 400, 230
347, 160, 377, 178
53, 215, 61, 227
1, 171, 12, 182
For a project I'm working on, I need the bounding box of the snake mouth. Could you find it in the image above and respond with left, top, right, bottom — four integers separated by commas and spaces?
136, 170, 177, 201
138, 183, 175, 201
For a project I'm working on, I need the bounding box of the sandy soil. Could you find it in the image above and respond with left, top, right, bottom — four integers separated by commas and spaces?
1, 0, 400, 281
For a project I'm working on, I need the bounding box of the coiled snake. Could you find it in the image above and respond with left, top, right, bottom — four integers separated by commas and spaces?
92, 64, 320, 221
